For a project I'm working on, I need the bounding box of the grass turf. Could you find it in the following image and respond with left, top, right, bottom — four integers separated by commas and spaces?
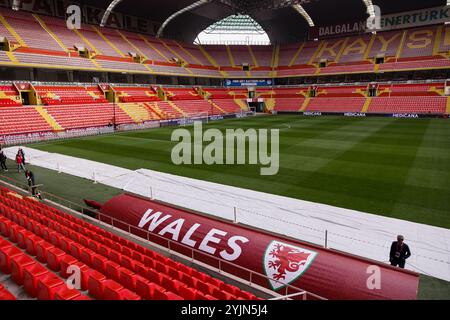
26, 115, 450, 229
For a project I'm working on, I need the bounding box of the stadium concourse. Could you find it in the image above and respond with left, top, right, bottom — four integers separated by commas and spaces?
1, 0, 450, 302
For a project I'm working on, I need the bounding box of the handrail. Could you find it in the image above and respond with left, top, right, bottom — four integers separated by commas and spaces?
0, 79, 447, 88
0, 175, 327, 300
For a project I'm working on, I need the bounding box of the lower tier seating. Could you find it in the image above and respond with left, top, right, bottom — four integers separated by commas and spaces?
368, 97, 447, 114
306, 98, 366, 113
43, 104, 134, 130
0, 107, 52, 136
273, 98, 306, 112
0, 186, 261, 300
213, 99, 244, 113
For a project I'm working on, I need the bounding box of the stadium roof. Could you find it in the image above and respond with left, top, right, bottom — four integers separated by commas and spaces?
80, 0, 448, 43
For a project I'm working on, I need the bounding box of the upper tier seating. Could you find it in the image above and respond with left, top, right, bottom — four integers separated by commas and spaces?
0, 85, 22, 107
114, 87, 159, 103
229, 46, 253, 66
0, 7, 449, 78
179, 43, 211, 66
0, 186, 261, 300
166, 88, 202, 101
35, 86, 108, 105
40, 16, 93, 53
316, 86, 367, 97
0, 8, 61, 51
251, 46, 273, 67
202, 45, 233, 67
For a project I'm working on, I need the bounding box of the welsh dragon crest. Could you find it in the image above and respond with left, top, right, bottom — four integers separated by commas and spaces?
264, 241, 318, 290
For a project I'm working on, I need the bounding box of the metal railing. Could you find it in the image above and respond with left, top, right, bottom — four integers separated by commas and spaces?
0, 175, 326, 301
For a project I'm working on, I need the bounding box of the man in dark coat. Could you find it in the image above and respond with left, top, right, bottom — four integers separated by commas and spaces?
25, 170, 36, 195
0, 150, 7, 172
389, 235, 411, 269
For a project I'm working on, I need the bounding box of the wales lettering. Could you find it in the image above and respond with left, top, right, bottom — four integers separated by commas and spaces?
138, 208, 250, 261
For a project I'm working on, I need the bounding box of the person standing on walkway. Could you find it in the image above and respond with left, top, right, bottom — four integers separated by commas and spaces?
16, 152, 25, 173
389, 235, 411, 269
0, 150, 8, 172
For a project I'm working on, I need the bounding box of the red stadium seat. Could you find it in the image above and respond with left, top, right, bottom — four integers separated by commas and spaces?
178, 285, 199, 300
88, 270, 107, 299
166, 292, 184, 300
118, 267, 137, 291
92, 254, 108, 273
46, 247, 66, 271
37, 275, 66, 300
0, 245, 22, 273
105, 261, 121, 282
25, 234, 45, 256
36, 242, 55, 263
23, 263, 50, 297
102, 280, 124, 300
54, 287, 82, 300
135, 277, 165, 300
10, 254, 36, 285
0, 289, 16, 300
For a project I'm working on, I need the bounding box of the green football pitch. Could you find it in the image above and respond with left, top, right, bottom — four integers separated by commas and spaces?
25, 115, 450, 229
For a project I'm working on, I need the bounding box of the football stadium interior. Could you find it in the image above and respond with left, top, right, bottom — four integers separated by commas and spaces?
0, 0, 450, 302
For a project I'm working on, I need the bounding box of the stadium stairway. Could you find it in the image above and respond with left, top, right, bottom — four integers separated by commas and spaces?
32, 14, 68, 53
0, 186, 262, 300
197, 45, 219, 68
447, 97, 450, 114
143, 102, 166, 119
248, 46, 259, 67
361, 98, 372, 113
0, 13, 26, 47
207, 100, 226, 114
234, 98, 248, 111
34, 106, 63, 131
153, 101, 184, 119
263, 98, 276, 111
300, 97, 311, 112
118, 103, 160, 123
167, 101, 187, 117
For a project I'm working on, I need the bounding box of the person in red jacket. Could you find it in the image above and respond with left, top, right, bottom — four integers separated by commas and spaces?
15, 152, 25, 173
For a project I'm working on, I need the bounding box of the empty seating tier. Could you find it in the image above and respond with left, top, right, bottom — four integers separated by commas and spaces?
0, 186, 261, 300
368, 97, 447, 114
0, 107, 52, 136
35, 86, 108, 106
0, 7, 448, 77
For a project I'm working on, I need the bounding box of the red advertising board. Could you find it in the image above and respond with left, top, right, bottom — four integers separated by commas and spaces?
99, 193, 419, 300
